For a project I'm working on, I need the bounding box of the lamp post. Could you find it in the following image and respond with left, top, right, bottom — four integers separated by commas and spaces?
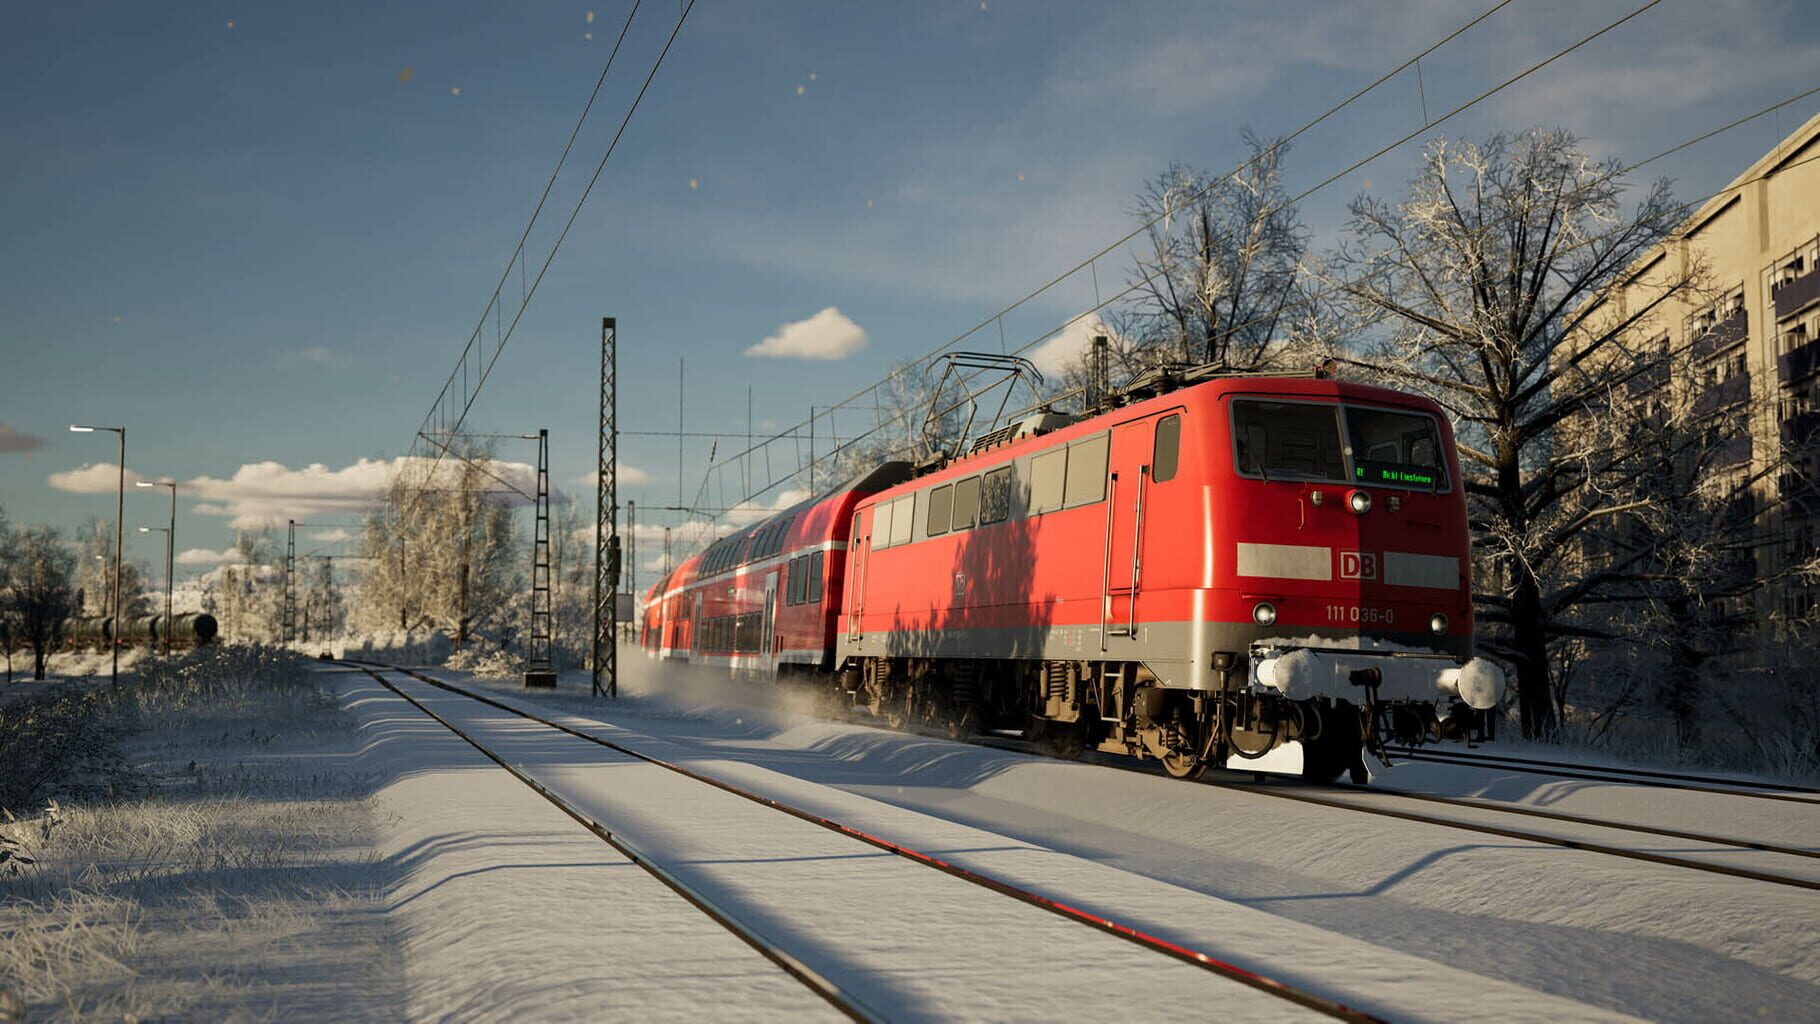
136, 480, 177, 655
138, 526, 172, 655
71, 424, 125, 686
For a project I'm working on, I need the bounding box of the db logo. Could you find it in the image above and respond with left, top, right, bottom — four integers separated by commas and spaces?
1339, 551, 1378, 580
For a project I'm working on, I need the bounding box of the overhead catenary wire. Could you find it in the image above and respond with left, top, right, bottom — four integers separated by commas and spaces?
671, 0, 1522, 522
409, 0, 698, 488
671, 0, 1675, 552
415, 0, 646, 454
669, 75, 1820, 559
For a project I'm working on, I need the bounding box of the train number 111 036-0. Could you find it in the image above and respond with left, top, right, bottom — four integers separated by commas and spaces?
1325, 604, 1395, 625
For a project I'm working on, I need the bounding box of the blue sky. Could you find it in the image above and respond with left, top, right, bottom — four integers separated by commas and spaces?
3, 0, 1817, 575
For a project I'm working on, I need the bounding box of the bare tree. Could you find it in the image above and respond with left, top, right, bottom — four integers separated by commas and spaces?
72, 515, 148, 619
0, 523, 77, 680
353, 448, 520, 645
1124, 132, 1312, 370
1329, 129, 1702, 738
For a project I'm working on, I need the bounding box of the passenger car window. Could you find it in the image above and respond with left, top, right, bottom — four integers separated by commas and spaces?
1153, 415, 1181, 483
926, 485, 953, 537
951, 476, 980, 531
1064, 433, 1109, 507
1030, 448, 1067, 514
807, 550, 823, 602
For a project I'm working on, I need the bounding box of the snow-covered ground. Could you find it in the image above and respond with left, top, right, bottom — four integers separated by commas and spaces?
0, 652, 401, 1020
15, 648, 1810, 1020
417, 653, 1817, 1022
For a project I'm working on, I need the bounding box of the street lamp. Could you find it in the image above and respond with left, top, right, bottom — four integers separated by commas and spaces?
138, 526, 172, 655
136, 480, 177, 655
71, 424, 125, 687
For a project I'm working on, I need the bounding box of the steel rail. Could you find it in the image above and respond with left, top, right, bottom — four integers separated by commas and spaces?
1348, 783, 1820, 861
360, 662, 1388, 1024
1384, 746, 1820, 797
1201, 778, 1820, 891
963, 737, 1820, 889
349, 665, 882, 1023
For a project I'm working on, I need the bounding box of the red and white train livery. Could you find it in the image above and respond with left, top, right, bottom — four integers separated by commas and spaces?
641, 366, 1503, 782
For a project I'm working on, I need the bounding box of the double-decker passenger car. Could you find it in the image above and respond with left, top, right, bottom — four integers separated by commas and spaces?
643, 365, 1503, 782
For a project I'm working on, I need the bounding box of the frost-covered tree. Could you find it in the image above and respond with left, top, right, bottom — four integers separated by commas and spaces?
0, 520, 77, 680
1122, 132, 1313, 371
1328, 129, 1704, 739
72, 515, 149, 619
213, 529, 283, 642
354, 446, 521, 645
301, 556, 344, 641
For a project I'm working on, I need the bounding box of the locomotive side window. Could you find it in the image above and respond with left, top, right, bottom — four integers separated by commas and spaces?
980, 467, 1013, 524
1030, 447, 1067, 514
889, 495, 914, 546
1231, 400, 1347, 482
872, 501, 894, 549
1064, 432, 1109, 507
1153, 415, 1181, 483
807, 550, 824, 602
951, 475, 980, 531
926, 485, 953, 537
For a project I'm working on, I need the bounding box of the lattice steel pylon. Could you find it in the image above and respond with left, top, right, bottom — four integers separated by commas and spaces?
592, 317, 620, 698
283, 519, 296, 644
524, 429, 557, 688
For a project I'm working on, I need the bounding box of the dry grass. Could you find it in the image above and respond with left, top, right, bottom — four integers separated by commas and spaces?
0, 647, 401, 1021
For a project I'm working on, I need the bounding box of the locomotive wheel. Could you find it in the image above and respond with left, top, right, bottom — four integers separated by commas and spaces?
1161, 749, 1207, 780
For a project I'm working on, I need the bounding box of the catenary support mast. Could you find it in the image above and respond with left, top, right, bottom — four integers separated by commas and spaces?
593, 317, 620, 697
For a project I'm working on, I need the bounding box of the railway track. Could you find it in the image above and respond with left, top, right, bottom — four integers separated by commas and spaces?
1384, 745, 1820, 803
348, 661, 1386, 1024
964, 740, 1820, 892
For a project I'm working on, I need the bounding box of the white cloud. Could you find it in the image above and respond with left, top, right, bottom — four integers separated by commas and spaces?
175, 547, 247, 566
180, 455, 543, 530
306, 528, 354, 544
745, 307, 868, 360
574, 462, 652, 488
49, 462, 147, 493
1025, 314, 1119, 377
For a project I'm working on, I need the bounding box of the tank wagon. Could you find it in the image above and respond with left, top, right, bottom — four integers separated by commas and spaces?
641, 364, 1503, 782
58, 613, 219, 649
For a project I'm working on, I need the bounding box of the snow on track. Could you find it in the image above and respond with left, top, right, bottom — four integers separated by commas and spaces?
396, 668, 1642, 1023
451, 664, 1820, 1022
371, 668, 1340, 1023
333, 671, 846, 1023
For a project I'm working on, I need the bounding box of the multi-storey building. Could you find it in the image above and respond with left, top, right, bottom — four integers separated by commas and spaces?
1590, 110, 1820, 623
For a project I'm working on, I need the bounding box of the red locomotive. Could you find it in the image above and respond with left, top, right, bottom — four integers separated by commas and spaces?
640, 364, 1503, 782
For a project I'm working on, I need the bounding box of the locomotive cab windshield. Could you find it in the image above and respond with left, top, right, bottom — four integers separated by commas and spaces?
1232, 398, 1448, 490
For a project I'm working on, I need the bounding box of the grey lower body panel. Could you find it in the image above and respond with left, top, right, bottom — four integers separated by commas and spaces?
837, 618, 1470, 690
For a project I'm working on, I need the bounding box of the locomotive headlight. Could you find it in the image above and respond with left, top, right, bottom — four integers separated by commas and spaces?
1429, 612, 1449, 635
1348, 490, 1372, 514
1252, 601, 1278, 626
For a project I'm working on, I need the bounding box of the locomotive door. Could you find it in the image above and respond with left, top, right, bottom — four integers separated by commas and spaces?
846, 511, 866, 642
761, 571, 779, 667
1103, 416, 1158, 647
